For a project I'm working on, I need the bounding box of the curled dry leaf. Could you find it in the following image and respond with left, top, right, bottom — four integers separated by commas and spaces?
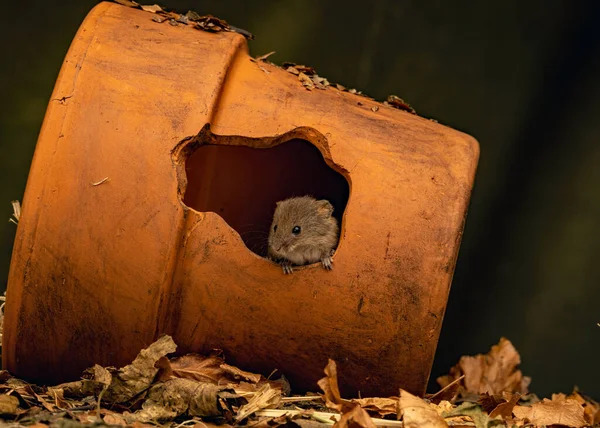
489, 393, 520, 420
316, 359, 352, 413
157, 352, 277, 392
105, 335, 177, 402
282, 63, 316, 76
62, 335, 176, 403
437, 338, 530, 396
352, 397, 397, 417
385, 95, 416, 114
333, 405, 377, 428
125, 378, 222, 423
298, 73, 314, 91
398, 389, 448, 428
513, 396, 587, 428
442, 402, 501, 428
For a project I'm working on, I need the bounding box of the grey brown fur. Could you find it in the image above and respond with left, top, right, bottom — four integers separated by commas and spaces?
268, 196, 339, 274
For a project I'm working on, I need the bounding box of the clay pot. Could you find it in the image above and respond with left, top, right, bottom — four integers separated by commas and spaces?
3, 2, 479, 397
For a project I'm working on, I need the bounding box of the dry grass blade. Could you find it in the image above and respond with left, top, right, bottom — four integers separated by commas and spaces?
235, 383, 281, 422
9, 200, 21, 225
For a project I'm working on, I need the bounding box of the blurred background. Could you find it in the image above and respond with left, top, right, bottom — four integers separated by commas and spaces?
2, 0, 599, 398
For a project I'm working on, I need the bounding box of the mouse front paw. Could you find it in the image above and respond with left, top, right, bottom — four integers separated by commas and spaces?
281, 260, 294, 275
321, 255, 333, 270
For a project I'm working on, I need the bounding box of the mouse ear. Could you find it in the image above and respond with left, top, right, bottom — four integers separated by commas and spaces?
316, 200, 334, 217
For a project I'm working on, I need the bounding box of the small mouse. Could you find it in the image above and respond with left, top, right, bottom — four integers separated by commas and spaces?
268, 196, 339, 274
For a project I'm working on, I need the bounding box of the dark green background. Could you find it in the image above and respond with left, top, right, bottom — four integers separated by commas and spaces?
2, 1, 599, 398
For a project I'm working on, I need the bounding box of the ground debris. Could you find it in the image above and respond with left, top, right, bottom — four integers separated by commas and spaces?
111, 0, 254, 39
0, 337, 596, 427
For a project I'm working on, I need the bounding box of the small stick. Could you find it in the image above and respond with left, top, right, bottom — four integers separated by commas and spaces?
280, 396, 323, 403
91, 177, 109, 186
427, 375, 465, 401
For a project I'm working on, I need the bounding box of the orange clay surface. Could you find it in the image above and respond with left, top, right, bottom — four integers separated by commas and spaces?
3, 2, 479, 397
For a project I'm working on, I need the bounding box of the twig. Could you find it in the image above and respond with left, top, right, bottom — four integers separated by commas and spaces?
281, 396, 322, 403
91, 177, 109, 186
428, 375, 465, 400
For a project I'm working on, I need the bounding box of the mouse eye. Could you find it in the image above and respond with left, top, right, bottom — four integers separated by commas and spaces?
273, 225, 278, 232
292, 226, 301, 235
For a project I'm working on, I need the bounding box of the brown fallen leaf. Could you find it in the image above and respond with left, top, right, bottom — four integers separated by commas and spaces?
140, 4, 162, 13
333, 405, 376, 428
298, 72, 314, 91
352, 397, 397, 417
437, 338, 530, 396
398, 389, 448, 428
513, 396, 587, 428
567, 390, 600, 424
282, 63, 316, 76
489, 393, 520, 420
125, 378, 222, 422
0, 394, 19, 415
316, 359, 352, 413
385, 95, 416, 114
442, 402, 500, 428
156, 352, 278, 393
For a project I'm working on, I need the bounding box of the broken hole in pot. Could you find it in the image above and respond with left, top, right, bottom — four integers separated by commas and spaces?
183, 138, 349, 257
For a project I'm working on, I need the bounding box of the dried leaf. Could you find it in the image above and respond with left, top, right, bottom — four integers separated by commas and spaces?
398, 389, 447, 428
141, 4, 162, 13
371, 106, 379, 112
333, 405, 376, 428
282, 63, 316, 75
103, 335, 177, 403
352, 397, 397, 417
437, 338, 530, 396
316, 359, 352, 413
489, 393, 520, 420
235, 383, 281, 422
161, 354, 224, 383
152, 15, 166, 23
125, 378, 221, 422
0, 394, 19, 415
442, 402, 501, 428
335, 84, 346, 91
513, 396, 587, 427
298, 73, 314, 91
386, 95, 416, 114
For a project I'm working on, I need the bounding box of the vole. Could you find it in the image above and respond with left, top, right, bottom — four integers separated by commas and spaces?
268, 196, 339, 274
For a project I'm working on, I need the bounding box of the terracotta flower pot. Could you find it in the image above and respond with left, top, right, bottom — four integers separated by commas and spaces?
3, 2, 479, 397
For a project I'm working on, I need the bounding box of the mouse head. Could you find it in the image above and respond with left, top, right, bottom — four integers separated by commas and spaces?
268, 196, 337, 257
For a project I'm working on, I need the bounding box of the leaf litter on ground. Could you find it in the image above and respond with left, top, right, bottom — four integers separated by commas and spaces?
0, 336, 596, 427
